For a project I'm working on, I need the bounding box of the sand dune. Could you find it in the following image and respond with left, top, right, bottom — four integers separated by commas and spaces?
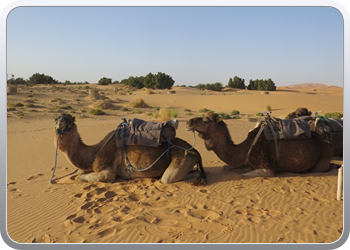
7, 83, 343, 244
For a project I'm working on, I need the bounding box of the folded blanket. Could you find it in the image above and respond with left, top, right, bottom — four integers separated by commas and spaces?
263, 117, 311, 141
116, 118, 178, 148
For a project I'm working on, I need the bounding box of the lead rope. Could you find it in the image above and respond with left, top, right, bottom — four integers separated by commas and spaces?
125, 130, 196, 173
49, 135, 78, 183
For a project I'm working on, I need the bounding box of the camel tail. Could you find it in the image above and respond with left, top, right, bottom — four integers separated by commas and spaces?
193, 150, 207, 185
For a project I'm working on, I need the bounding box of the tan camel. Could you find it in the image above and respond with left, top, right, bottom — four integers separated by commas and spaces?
186, 113, 333, 177
285, 107, 343, 157
54, 114, 207, 184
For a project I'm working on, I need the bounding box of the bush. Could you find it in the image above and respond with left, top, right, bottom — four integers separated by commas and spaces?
266, 105, 272, 111
324, 112, 343, 119
218, 113, 231, 119
158, 107, 171, 121
171, 110, 178, 118
199, 108, 212, 113
256, 112, 264, 117
231, 110, 240, 115
88, 108, 105, 115
129, 98, 148, 108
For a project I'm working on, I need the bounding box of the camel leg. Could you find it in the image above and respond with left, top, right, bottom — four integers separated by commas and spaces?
78, 167, 116, 182
310, 138, 333, 173
160, 152, 196, 184
241, 168, 275, 177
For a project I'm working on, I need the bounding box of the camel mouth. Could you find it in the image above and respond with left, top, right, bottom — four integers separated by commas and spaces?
185, 124, 195, 131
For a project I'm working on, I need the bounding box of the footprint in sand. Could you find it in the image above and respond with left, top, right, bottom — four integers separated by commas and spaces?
27, 173, 43, 181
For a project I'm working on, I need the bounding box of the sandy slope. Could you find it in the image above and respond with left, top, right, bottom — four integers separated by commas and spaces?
6, 84, 343, 244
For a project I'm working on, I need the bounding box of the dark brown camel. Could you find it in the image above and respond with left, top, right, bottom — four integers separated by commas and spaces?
186, 113, 333, 177
54, 114, 206, 184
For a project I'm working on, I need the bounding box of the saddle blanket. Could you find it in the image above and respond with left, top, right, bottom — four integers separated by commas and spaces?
264, 117, 311, 141
115, 118, 178, 148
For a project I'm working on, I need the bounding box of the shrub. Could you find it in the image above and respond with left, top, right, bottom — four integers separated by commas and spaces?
158, 107, 171, 121
219, 113, 231, 119
171, 110, 178, 118
88, 108, 105, 115
24, 103, 35, 108
256, 112, 264, 117
119, 107, 129, 111
129, 98, 148, 108
324, 112, 343, 119
60, 105, 72, 110
199, 108, 212, 113
146, 90, 155, 95
8, 102, 24, 108
266, 105, 272, 111
184, 109, 191, 112
231, 110, 240, 115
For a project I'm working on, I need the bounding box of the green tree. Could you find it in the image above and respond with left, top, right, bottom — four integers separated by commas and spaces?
143, 73, 155, 88
28, 73, 54, 85
98, 77, 112, 85
154, 72, 174, 89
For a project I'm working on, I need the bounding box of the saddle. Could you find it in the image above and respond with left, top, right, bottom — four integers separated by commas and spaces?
115, 118, 178, 148
263, 116, 312, 141
315, 116, 343, 134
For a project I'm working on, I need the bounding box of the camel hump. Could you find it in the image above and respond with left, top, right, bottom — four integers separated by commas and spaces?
116, 118, 178, 147
263, 117, 311, 141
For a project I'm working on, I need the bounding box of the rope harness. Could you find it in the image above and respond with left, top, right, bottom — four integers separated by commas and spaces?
118, 119, 197, 174
50, 130, 78, 184
50, 117, 196, 182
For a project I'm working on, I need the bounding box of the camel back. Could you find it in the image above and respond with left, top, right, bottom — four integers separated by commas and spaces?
263, 116, 312, 141
115, 118, 178, 148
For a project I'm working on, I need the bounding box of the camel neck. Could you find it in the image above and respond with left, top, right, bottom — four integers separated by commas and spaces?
57, 126, 97, 171
205, 129, 254, 168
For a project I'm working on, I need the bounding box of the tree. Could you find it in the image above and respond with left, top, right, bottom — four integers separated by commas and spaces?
154, 72, 175, 89
247, 78, 276, 91
143, 73, 155, 88
98, 77, 112, 85
228, 76, 245, 89
28, 73, 54, 85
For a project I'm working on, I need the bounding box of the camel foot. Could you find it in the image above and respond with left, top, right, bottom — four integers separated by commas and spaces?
241, 169, 275, 177
78, 168, 116, 183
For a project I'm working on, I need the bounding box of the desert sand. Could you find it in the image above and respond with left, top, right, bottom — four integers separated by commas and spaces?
7, 83, 343, 244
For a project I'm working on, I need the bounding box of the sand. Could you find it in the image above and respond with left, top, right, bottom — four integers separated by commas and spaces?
7, 83, 343, 244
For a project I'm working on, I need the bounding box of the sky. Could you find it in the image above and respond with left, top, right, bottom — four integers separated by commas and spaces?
6, 6, 344, 87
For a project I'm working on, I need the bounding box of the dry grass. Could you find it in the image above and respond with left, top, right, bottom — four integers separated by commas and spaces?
157, 107, 171, 121
129, 98, 148, 108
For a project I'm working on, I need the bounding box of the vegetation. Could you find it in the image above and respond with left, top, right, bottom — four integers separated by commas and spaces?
171, 110, 178, 118
228, 76, 245, 89
324, 112, 343, 119
7, 73, 89, 85
266, 105, 272, 111
158, 107, 171, 121
98, 77, 112, 85
88, 108, 105, 115
121, 72, 175, 89
256, 112, 264, 116
247, 79, 276, 91
129, 98, 148, 108
231, 110, 240, 115
199, 108, 212, 113
195, 82, 223, 91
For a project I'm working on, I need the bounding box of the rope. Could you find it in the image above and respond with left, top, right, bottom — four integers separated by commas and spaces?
49, 135, 78, 183
125, 130, 196, 173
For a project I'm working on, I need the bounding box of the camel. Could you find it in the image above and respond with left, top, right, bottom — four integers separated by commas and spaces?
285, 107, 343, 157
54, 114, 207, 184
285, 107, 312, 119
186, 113, 333, 177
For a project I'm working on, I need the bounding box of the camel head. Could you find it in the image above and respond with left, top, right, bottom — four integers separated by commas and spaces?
286, 107, 312, 119
55, 113, 75, 135
186, 113, 223, 134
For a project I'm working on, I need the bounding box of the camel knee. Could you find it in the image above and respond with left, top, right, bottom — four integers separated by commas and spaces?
78, 168, 116, 182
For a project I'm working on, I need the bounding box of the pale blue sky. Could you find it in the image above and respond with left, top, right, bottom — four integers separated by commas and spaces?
6, 7, 344, 87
